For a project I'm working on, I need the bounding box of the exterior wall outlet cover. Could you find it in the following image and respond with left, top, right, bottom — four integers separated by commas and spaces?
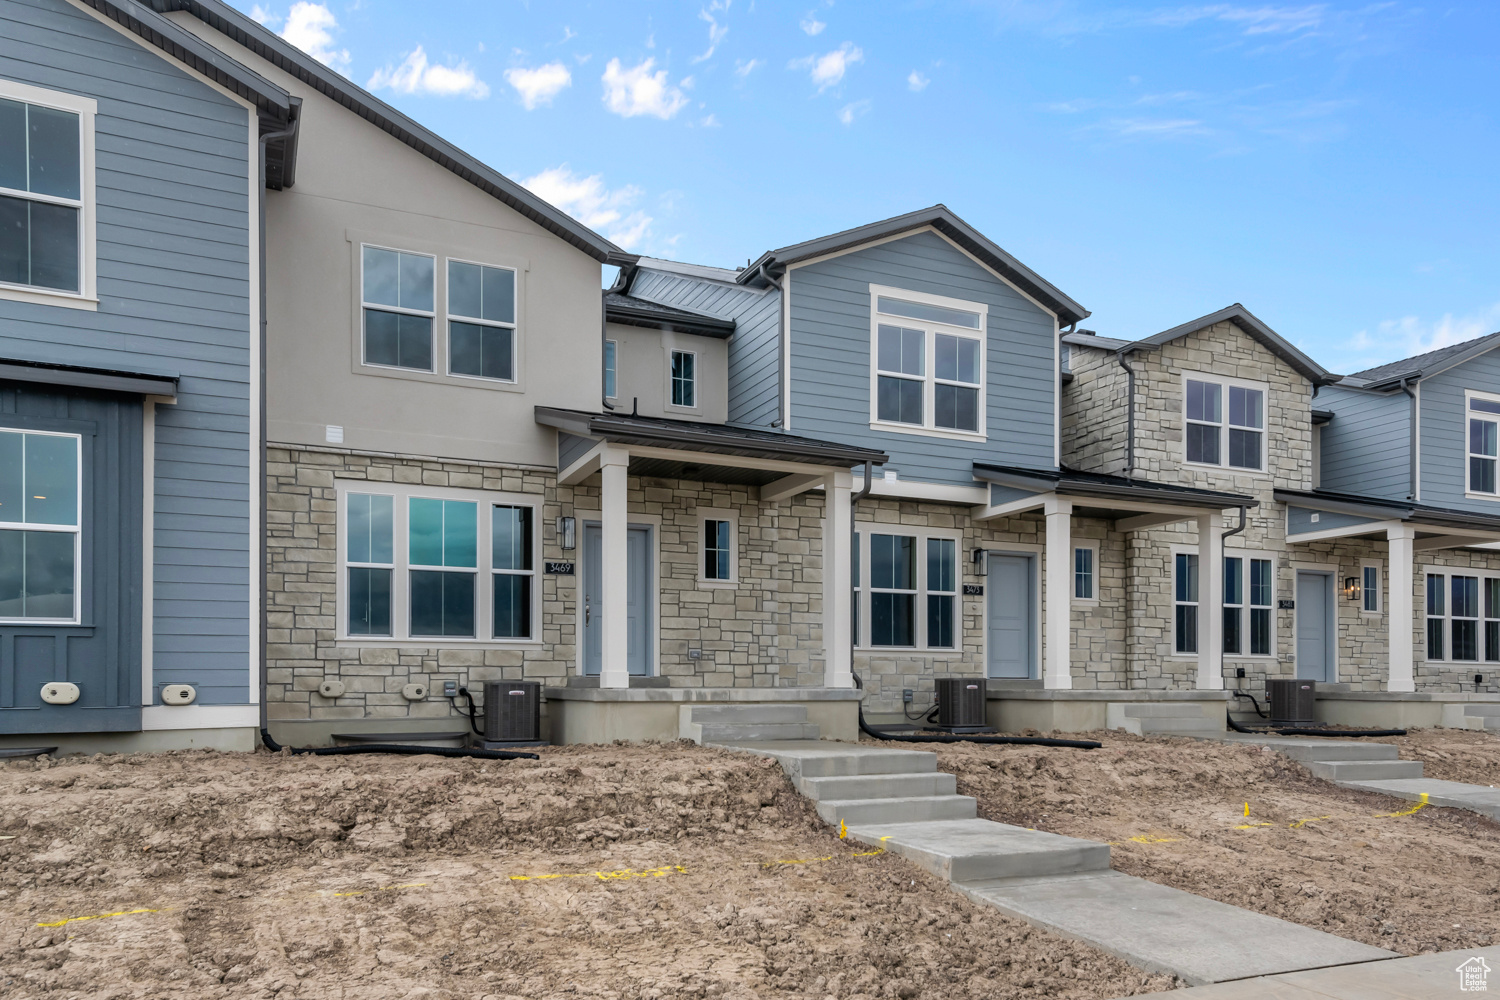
442, 680, 458, 697
402, 683, 428, 701
40, 682, 80, 706
319, 679, 346, 699
161, 684, 196, 706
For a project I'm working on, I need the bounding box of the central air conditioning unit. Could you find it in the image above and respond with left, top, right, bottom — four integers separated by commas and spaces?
1267, 679, 1317, 727
933, 677, 989, 732
476, 680, 546, 747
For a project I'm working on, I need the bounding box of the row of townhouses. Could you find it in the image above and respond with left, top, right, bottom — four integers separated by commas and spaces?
3, 0, 1498, 753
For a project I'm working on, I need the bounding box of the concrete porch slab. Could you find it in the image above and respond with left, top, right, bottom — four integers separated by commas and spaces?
845, 817, 1110, 882
1106, 945, 1500, 999
958, 869, 1398, 986
1337, 777, 1500, 822
542, 687, 862, 744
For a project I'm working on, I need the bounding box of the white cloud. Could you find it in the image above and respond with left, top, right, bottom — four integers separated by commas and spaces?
1344, 302, 1500, 371
504, 63, 571, 109
791, 42, 863, 92
800, 14, 827, 35
279, 2, 349, 71
601, 58, 690, 119
908, 70, 929, 92
1146, 4, 1328, 36
693, 2, 731, 64
250, 4, 275, 25
734, 58, 763, 77
522, 165, 652, 250
699, 113, 721, 127
368, 47, 490, 98
1097, 117, 1210, 136
838, 99, 870, 125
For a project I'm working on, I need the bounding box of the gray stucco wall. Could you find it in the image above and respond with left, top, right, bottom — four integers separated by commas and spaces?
0, 0, 253, 706
631, 269, 782, 429
787, 230, 1057, 487
1318, 384, 1410, 500
1419, 348, 1500, 512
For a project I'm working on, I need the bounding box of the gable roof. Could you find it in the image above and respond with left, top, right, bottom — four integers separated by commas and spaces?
604, 292, 736, 339
738, 205, 1090, 327
1342, 330, 1500, 389
1130, 303, 1334, 385
129, 0, 618, 261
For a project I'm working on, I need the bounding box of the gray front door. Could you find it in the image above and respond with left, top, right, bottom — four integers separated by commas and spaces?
1295, 571, 1333, 682
987, 554, 1035, 678
582, 523, 651, 676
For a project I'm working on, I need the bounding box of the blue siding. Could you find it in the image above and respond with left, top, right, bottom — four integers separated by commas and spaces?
1317, 384, 1410, 500
789, 231, 1056, 487
1286, 506, 1381, 536
991, 484, 1040, 505
0, 0, 252, 709
558, 432, 595, 470
1419, 348, 1500, 512
631, 270, 782, 428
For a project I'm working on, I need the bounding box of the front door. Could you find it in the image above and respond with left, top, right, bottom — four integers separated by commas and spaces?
986, 553, 1036, 678
581, 523, 651, 676
1295, 571, 1333, 682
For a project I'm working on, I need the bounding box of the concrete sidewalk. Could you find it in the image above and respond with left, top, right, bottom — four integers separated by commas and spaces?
1110, 946, 1500, 998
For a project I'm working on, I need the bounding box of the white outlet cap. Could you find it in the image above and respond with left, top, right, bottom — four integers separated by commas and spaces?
40, 682, 80, 705
401, 682, 428, 701
161, 684, 196, 706
318, 679, 346, 699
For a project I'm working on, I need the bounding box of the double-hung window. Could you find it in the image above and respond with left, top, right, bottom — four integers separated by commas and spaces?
1361, 561, 1381, 615
1222, 555, 1274, 656
871, 288, 985, 436
1468, 393, 1500, 496
339, 486, 538, 642
0, 430, 80, 621
0, 87, 90, 298
448, 260, 517, 382
1428, 572, 1482, 662
1174, 553, 1199, 654
869, 533, 917, 647
700, 513, 735, 583
362, 245, 434, 371
670, 350, 696, 407
1184, 376, 1265, 471
1074, 545, 1096, 600
854, 529, 960, 649
926, 538, 957, 649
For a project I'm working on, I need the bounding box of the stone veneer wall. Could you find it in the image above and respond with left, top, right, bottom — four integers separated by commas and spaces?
265, 444, 828, 724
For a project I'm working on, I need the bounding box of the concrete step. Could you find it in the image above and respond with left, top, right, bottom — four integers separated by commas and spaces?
711, 740, 938, 778
1220, 735, 1399, 761
814, 794, 977, 826
1135, 718, 1226, 735
848, 818, 1109, 882
1304, 759, 1423, 782
1122, 703, 1214, 718
797, 771, 956, 801
1463, 703, 1500, 716
958, 870, 1397, 986
688, 704, 809, 725
696, 723, 821, 743
1339, 777, 1500, 822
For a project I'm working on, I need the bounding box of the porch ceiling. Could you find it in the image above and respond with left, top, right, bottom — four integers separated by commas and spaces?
627, 456, 788, 487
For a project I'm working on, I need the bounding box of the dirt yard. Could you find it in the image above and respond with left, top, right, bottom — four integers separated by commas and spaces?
0, 742, 1174, 1000
917, 728, 1500, 957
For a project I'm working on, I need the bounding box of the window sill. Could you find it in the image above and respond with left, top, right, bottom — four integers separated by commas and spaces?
856, 646, 966, 656
333, 637, 543, 647
355, 361, 527, 393
1072, 597, 1099, 607
1182, 460, 1269, 477
868, 420, 986, 443
0, 284, 97, 311
1463, 492, 1500, 503
696, 578, 738, 589
1360, 610, 1384, 618
1223, 653, 1279, 660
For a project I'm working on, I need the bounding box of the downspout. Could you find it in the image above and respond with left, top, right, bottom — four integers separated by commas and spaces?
256, 113, 298, 747
757, 262, 785, 428
602, 262, 634, 411
1222, 505, 1247, 541
1116, 347, 1136, 478
1399, 377, 1417, 500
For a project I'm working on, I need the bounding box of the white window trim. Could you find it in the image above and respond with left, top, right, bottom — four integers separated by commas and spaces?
445, 256, 519, 385
867, 283, 988, 443
604, 339, 618, 400
1170, 545, 1200, 659
1181, 372, 1270, 475
1464, 389, 1500, 501
334, 481, 541, 646
1360, 558, 1383, 617
1424, 568, 1500, 665
0, 429, 83, 625
1222, 550, 1278, 660
853, 524, 965, 653
1072, 541, 1099, 605
697, 507, 738, 587
667, 347, 698, 411
0, 79, 98, 310
359, 243, 437, 374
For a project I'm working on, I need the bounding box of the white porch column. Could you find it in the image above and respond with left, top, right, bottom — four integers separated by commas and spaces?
1196, 513, 1224, 689
1043, 497, 1073, 690
822, 470, 854, 688
1387, 524, 1416, 692
599, 445, 631, 690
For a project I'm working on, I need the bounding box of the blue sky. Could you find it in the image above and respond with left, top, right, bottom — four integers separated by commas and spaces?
239, 1, 1500, 375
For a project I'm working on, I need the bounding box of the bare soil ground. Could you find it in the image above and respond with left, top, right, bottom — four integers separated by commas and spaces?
910, 728, 1500, 958
0, 743, 1174, 1000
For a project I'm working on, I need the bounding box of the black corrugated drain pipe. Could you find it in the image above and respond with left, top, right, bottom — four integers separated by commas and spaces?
1224, 711, 1405, 739
260, 727, 538, 760
852, 674, 1101, 749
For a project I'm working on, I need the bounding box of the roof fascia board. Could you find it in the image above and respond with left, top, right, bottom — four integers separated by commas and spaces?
1396, 338, 1500, 386
1058, 482, 1254, 509
970, 465, 1057, 492
605, 309, 735, 339
0, 358, 179, 397
1273, 490, 1410, 520
1136, 305, 1331, 385
151, 0, 618, 262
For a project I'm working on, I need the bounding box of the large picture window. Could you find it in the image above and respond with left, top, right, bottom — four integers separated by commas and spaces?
1467, 392, 1500, 496
448, 260, 516, 382
870, 287, 986, 437
1426, 571, 1496, 663
338, 485, 538, 642
0, 430, 80, 621
0, 91, 86, 295
854, 528, 962, 650
1184, 375, 1265, 471
362, 245, 435, 371
1223, 555, 1274, 656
